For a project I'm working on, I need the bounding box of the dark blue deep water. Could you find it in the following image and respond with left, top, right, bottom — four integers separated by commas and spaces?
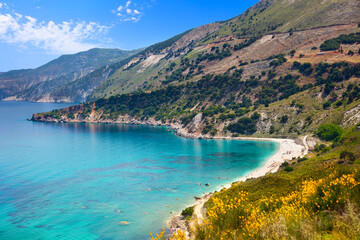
0, 102, 278, 240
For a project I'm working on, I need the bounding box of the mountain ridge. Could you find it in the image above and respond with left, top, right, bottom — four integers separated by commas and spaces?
0, 48, 141, 100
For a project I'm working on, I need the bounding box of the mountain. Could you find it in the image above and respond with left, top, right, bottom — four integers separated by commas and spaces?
32, 0, 360, 138
0, 48, 140, 101
31, 0, 360, 238
87, 0, 360, 101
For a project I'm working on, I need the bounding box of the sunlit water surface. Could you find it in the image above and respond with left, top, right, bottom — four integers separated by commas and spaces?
0, 102, 278, 240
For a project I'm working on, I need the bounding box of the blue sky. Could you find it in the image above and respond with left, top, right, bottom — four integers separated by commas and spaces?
0, 0, 259, 71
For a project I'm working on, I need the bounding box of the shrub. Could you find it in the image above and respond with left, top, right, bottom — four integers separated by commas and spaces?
280, 115, 289, 123
181, 206, 194, 217
251, 112, 261, 120
284, 166, 294, 172
227, 117, 257, 135
269, 125, 275, 134
281, 161, 289, 167
323, 101, 331, 109
316, 123, 343, 142
297, 157, 308, 163
320, 39, 340, 51
290, 50, 296, 57
340, 150, 356, 162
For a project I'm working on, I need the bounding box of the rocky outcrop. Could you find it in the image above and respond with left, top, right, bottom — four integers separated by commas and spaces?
342, 104, 360, 127
31, 111, 211, 139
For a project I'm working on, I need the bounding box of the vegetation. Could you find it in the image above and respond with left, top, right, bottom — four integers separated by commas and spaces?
320, 32, 360, 51
181, 206, 194, 221
227, 116, 257, 135
316, 123, 343, 142
154, 127, 360, 239
38, 61, 360, 139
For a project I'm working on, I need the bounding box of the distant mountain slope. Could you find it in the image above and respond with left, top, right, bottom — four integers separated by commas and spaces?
5, 0, 360, 103
88, 0, 360, 101
0, 48, 140, 100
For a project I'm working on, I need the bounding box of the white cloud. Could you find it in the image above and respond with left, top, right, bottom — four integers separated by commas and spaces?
0, 2, 8, 9
115, 1, 145, 23
0, 12, 111, 54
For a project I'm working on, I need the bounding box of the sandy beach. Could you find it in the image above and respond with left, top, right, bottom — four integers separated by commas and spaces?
168, 135, 309, 237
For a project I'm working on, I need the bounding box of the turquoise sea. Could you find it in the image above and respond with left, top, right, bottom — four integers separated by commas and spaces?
0, 102, 278, 240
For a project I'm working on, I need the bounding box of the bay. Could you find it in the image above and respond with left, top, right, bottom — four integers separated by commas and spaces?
0, 102, 278, 240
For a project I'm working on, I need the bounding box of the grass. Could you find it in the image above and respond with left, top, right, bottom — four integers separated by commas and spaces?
199, 0, 359, 45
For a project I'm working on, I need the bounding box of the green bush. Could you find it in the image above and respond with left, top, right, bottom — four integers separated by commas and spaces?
340, 150, 356, 162
280, 115, 289, 123
320, 33, 360, 51
227, 117, 257, 135
269, 125, 275, 134
320, 39, 340, 51
281, 162, 289, 167
284, 166, 294, 172
316, 124, 343, 142
323, 101, 331, 109
181, 206, 194, 217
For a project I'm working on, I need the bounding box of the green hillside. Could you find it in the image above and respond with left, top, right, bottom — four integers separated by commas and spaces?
200, 0, 360, 44
88, 0, 360, 102
31, 1, 360, 239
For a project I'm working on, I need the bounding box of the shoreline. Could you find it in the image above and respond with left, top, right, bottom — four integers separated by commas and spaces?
30, 115, 310, 237
167, 135, 309, 237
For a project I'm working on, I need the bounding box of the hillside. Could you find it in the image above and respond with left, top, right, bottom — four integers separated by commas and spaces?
87, 0, 360, 101
0, 48, 140, 101
30, 0, 360, 239
30, 0, 360, 137
4, 0, 359, 103
199, 0, 360, 44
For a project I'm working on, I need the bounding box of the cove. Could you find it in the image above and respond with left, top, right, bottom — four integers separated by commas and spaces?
0, 102, 278, 240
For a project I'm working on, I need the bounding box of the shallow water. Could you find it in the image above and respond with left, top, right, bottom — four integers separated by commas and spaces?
0, 102, 278, 240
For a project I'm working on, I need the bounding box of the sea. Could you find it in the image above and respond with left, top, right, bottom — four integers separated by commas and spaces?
0, 101, 278, 240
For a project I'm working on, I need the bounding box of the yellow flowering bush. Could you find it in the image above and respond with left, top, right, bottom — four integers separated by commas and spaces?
151, 171, 360, 239
193, 171, 360, 240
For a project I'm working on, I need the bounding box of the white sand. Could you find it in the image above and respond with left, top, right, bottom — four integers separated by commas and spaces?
168, 136, 309, 234
223, 136, 308, 188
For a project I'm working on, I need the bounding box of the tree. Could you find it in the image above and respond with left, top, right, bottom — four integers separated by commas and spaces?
316, 123, 343, 141
227, 117, 257, 135
340, 150, 356, 162
290, 50, 296, 57
280, 115, 289, 123
269, 125, 275, 134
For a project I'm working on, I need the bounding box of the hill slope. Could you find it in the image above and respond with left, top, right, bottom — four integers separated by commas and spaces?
0, 48, 140, 100
88, 0, 360, 101
30, 1, 360, 239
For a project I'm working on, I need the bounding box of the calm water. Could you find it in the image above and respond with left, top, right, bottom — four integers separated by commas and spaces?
0, 102, 278, 240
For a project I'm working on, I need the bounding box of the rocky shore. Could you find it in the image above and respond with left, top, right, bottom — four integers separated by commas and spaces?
31, 112, 310, 238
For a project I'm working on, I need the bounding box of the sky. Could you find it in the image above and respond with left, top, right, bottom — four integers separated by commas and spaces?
0, 0, 259, 72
